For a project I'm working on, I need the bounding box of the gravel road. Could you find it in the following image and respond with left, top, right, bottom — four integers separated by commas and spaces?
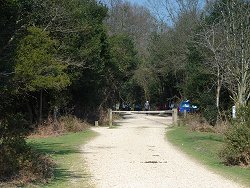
82, 113, 244, 188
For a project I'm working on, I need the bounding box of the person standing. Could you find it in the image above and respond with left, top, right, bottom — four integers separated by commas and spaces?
144, 101, 150, 111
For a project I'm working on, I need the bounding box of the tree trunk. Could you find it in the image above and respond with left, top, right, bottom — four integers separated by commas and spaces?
216, 78, 222, 123
238, 82, 247, 107
216, 82, 221, 109
144, 87, 149, 102
216, 66, 221, 108
216, 65, 222, 114
39, 90, 43, 124
27, 102, 33, 124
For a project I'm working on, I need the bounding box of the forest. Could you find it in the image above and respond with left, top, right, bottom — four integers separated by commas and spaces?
0, 0, 249, 184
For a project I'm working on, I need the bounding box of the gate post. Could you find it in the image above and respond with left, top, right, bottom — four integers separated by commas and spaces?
184, 109, 187, 118
172, 108, 178, 126
108, 108, 112, 127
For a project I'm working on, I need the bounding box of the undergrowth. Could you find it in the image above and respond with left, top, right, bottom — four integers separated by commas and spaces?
30, 115, 90, 137
1, 114, 91, 186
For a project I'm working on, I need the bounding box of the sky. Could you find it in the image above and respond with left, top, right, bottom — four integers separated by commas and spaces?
101, 0, 149, 8
127, 0, 147, 6
102, 0, 206, 25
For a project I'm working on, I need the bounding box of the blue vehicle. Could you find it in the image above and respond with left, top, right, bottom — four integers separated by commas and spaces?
178, 100, 198, 113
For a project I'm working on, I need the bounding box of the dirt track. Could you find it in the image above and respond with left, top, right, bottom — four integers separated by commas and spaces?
82, 113, 244, 188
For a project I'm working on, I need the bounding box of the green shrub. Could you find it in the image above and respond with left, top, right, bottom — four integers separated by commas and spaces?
199, 93, 218, 126
18, 149, 54, 184
0, 114, 28, 180
220, 105, 250, 166
237, 105, 250, 127
203, 105, 218, 126
0, 114, 54, 183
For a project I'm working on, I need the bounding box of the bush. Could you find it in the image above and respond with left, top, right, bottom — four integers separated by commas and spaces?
199, 93, 218, 126
203, 105, 218, 126
0, 144, 54, 184
0, 114, 54, 184
221, 123, 250, 166
220, 105, 250, 166
60, 115, 89, 132
237, 105, 250, 126
32, 115, 90, 137
183, 114, 216, 133
0, 114, 29, 180
17, 149, 54, 184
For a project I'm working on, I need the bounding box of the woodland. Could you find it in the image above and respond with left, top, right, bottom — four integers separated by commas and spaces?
0, 0, 249, 183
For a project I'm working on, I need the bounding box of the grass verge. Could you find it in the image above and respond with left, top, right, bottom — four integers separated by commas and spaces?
27, 130, 97, 188
166, 126, 250, 187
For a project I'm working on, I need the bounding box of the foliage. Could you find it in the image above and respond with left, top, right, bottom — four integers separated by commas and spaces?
28, 130, 96, 187
0, 114, 53, 183
59, 115, 89, 133
108, 34, 140, 103
105, 0, 157, 58
198, 93, 218, 126
204, 0, 250, 107
221, 105, 250, 166
167, 126, 250, 186
31, 115, 90, 137
0, 0, 116, 183
203, 104, 218, 126
0, 114, 28, 179
1, 0, 250, 183
221, 124, 250, 166
15, 26, 70, 92
110, 34, 138, 77
182, 44, 220, 126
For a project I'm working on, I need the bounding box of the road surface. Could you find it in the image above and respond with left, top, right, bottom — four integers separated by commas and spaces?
82, 113, 244, 188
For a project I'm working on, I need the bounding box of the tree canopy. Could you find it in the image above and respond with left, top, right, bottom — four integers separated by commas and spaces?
1, 0, 250, 182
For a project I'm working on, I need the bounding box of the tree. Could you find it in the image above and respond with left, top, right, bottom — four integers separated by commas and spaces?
105, 0, 158, 58
109, 34, 139, 103
133, 65, 156, 101
145, 9, 200, 105
0, 0, 116, 182
15, 26, 70, 123
195, 18, 226, 119
220, 0, 250, 107
146, 0, 203, 26
202, 0, 250, 107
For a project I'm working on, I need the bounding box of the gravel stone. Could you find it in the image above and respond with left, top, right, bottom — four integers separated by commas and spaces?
82, 113, 245, 188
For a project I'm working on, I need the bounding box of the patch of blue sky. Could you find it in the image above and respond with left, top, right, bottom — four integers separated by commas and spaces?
128, 0, 147, 5
101, 0, 206, 26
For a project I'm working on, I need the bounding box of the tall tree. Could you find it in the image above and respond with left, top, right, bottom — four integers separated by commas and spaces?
195, 19, 225, 116
108, 34, 139, 103
147, 9, 200, 104
15, 27, 70, 123
220, 0, 250, 107
146, 0, 203, 25
105, 0, 157, 58
202, 0, 250, 107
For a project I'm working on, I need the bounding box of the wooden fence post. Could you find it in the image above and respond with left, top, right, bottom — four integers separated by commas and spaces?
95, 121, 99, 127
184, 109, 187, 118
172, 108, 178, 126
108, 108, 112, 127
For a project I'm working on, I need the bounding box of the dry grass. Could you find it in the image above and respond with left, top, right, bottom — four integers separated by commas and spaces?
0, 149, 55, 187
213, 121, 230, 134
183, 114, 229, 134
29, 115, 90, 138
1, 116, 92, 187
18, 153, 55, 184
